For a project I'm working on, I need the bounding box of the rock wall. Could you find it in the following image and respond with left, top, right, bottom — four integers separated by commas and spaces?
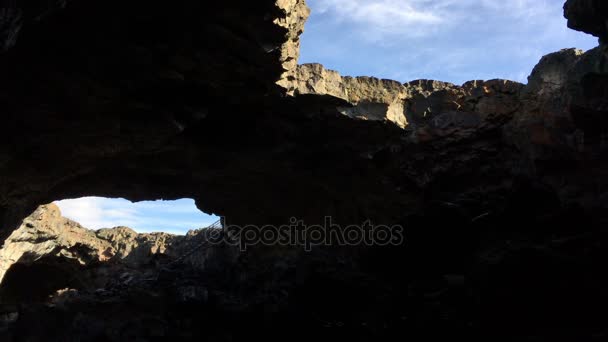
0, 204, 110, 284
0, 0, 607, 340
0, 204, 235, 285
0, 0, 604, 241
287, 64, 524, 131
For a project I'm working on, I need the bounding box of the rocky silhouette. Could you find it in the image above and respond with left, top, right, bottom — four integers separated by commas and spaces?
0, 0, 607, 340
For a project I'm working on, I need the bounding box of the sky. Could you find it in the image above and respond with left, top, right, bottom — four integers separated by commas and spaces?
54, 197, 219, 235
299, 0, 599, 84
58, 1, 599, 234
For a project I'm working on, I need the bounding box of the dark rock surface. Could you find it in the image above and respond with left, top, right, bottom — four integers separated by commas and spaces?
565, 0, 608, 42
0, 204, 238, 286
0, 0, 607, 340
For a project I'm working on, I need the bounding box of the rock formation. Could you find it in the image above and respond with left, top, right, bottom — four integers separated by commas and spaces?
564, 0, 608, 42
286, 63, 411, 127
0, 204, 236, 287
0, 0, 603, 235
0, 204, 112, 284
0, 0, 607, 340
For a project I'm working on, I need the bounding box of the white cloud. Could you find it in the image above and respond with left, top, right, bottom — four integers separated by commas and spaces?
54, 197, 111, 229
311, 0, 555, 40
54, 197, 218, 234
131, 200, 204, 214
301, 0, 597, 84
315, 0, 441, 39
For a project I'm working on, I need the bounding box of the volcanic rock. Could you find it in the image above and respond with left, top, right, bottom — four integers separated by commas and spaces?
0, 204, 235, 286
0, 0, 606, 340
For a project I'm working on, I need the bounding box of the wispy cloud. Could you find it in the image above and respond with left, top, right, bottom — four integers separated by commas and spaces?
315, 0, 441, 39
301, 0, 598, 84
313, 0, 554, 40
54, 197, 219, 234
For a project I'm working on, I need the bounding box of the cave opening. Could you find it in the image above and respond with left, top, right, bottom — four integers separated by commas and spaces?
0, 197, 224, 312
0, 0, 606, 340
53, 197, 220, 235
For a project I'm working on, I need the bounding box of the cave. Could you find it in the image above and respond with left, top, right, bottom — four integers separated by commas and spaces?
54, 197, 220, 234
1, 0, 608, 340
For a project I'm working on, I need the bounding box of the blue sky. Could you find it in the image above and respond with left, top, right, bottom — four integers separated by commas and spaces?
58, 1, 599, 234
299, 0, 598, 84
55, 197, 219, 235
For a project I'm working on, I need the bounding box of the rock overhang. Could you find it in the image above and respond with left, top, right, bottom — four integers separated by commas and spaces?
0, 0, 606, 242
0, 2, 607, 340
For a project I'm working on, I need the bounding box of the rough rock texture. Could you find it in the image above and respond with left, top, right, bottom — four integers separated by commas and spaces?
0, 0, 608, 340
0, 204, 235, 286
0, 0, 413, 239
289, 64, 524, 130
275, 0, 311, 87
0, 0, 535, 237
287, 63, 411, 127
0, 204, 112, 284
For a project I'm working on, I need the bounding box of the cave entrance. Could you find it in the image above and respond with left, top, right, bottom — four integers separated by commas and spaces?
54, 197, 220, 235
0, 197, 223, 305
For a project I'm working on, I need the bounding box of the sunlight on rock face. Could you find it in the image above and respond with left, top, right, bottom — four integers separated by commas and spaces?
54, 197, 219, 235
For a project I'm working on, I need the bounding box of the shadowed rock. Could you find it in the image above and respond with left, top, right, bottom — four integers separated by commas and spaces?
0, 204, 236, 284
0, 0, 607, 340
